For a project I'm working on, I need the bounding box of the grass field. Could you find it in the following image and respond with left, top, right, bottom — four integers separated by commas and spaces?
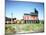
5, 23, 44, 33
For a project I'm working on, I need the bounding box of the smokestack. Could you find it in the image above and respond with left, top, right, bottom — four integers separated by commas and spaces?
35, 8, 38, 14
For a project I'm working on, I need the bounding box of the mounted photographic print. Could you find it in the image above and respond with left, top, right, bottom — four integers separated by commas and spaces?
5, 0, 44, 35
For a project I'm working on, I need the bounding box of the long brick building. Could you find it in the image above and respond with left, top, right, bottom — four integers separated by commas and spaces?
23, 8, 39, 23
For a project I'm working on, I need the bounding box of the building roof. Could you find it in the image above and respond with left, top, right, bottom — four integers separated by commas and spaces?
24, 8, 38, 16
24, 13, 30, 15
24, 12, 38, 16
30, 12, 38, 16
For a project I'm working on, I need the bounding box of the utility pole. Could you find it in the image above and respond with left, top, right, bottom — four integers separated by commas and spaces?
11, 12, 13, 24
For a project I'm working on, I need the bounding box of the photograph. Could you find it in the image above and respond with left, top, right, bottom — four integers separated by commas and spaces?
5, 0, 44, 35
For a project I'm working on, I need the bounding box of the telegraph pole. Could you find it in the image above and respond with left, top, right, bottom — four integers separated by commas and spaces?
11, 12, 13, 24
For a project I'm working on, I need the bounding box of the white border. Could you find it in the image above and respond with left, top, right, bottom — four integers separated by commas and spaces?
0, 0, 46, 35
0, 0, 5, 35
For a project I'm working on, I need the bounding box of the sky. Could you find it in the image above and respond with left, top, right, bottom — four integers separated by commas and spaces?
5, 0, 44, 20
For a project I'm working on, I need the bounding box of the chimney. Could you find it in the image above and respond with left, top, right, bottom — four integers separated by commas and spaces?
34, 8, 38, 14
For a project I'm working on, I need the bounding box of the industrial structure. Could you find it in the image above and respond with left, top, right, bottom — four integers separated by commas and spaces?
23, 8, 39, 23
